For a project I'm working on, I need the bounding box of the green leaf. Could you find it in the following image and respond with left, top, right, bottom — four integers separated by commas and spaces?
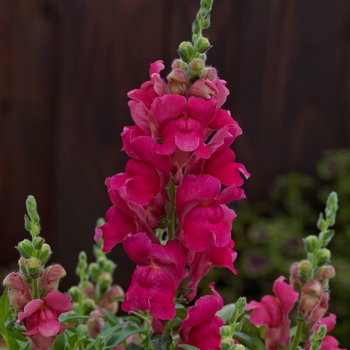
216, 303, 236, 323
58, 312, 91, 323
126, 344, 145, 350
105, 326, 141, 349
0, 288, 26, 350
101, 307, 120, 326
177, 345, 200, 350
249, 330, 266, 350
99, 322, 126, 339
150, 330, 173, 350
233, 331, 256, 349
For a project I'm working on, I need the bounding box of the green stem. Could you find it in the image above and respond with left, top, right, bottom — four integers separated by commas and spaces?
168, 180, 176, 240
32, 279, 39, 299
290, 320, 304, 350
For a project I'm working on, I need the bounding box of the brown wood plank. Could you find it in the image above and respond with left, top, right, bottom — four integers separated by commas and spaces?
0, 0, 56, 268
53, 0, 167, 290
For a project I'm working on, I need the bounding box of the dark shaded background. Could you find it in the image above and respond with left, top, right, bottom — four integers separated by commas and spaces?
0, 0, 349, 319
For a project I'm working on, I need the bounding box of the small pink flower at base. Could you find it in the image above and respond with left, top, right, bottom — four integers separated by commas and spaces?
178, 283, 224, 350
17, 291, 73, 350
246, 276, 299, 350
305, 314, 345, 350
3, 272, 32, 312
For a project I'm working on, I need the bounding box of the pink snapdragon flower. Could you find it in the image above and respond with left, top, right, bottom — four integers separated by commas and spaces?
178, 283, 224, 350
17, 291, 72, 350
246, 276, 299, 350
121, 232, 185, 321
182, 239, 237, 300
306, 314, 345, 350
176, 174, 244, 252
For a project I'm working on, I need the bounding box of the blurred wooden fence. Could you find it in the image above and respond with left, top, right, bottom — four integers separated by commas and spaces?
0, 0, 349, 290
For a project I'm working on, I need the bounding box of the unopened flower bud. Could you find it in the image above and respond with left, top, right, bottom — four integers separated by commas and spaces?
309, 292, 329, 322
188, 58, 205, 77
201, 66, 217, 81
178, 41, 194, 63
86, 309, 105, 338
98, 272, 113, 295
17, 240, 34, 259
82, 298, 96, 315
289, 262, 302, 290
171, 59, 187, 71
316, 248, 331, 266
299, 280, 324, 319
316, 324, 327, 339
26, 257, 41, 279
220, 325, 232, 337
167, 68, 188, 95
315, 265, 336, 281
32, 236, 44, 250
40, 264, 66, 293
232, 345, 245, 350
220, 337, 234, 350
195, 36, 211, 53
89, 262, 101, 283
84, 282, 95, 299
303, 235, 319, 253
101, 284, 124, 313
298, 260, 312, 282
37, 243, 52, 265
104, 260, 116, 274
3, 272, 32, 311
319, 230, 334, 247
68, 286, 81, 303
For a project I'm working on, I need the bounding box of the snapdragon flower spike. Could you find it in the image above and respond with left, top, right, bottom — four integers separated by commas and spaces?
178, 283, 224, 350
121, 232, 186, 320
246, 276, 299, 350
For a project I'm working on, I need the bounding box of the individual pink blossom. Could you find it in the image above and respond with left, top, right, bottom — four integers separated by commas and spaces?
188, 76, 229, 109
246, 276, 299, 350
176, 174, 244, 252
178, 283, 224, 350
182, 239, 237, 300
200, 148, 250, 187
127, 60, 167, 109
121, 232, 185, 321
94, 204, 137, 252
305, 314, 345, 350
150, 94, 216, 158
107, 159, 161, 206
3, 272, 32, 312
17, 291, 72, 350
